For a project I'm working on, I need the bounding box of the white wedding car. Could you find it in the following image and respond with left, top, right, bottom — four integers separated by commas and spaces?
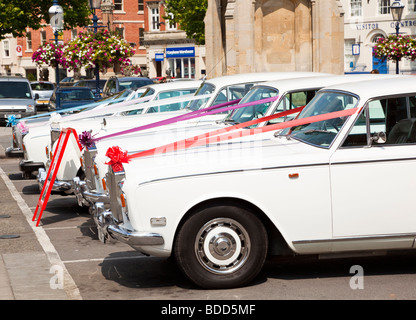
41, 72, 328, 193
77, 73, 397, 212
19, 80, 202, 177
95, 76, 416, 289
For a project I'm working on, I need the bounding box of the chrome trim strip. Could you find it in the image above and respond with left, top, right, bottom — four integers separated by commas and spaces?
139, 163, 329, 186
292, 233, 416, 254
331, 157, 416, 166
293, 233, 416, 245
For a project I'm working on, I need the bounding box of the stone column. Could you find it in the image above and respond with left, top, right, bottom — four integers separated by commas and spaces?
311, 0, 344, 74
224, 0, 236, 74
234, 0, 256, 74
101, 0, 115, 31
294, 0, 313, 71
205, 0, 226, 78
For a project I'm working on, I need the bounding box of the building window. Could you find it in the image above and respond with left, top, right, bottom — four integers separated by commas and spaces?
71, 29, 77, 40
139, 27, 144, 46
372, 34, 385, 43
168, 57, 195, 79
378, 0, 391, 15
26, 32, 32, 50
3, 40, 10, 57
344, 39, 354, 70
138, 0, 144, 11
114, 0, 123, 11
409, 0, 416, 12
150, 7, 160, 31
350, 0, 362, 17
115, 27, 124, 39
166, 12, 177, 30
41, 30, 47, 46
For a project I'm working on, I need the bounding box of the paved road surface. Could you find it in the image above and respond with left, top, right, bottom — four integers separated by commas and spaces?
1, 125, 416, 305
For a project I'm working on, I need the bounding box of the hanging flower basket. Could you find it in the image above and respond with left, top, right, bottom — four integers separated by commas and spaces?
121, 64, 142, 76
64, 29, 136, 72
32, 42, 67, 69
373, 34, 416, 62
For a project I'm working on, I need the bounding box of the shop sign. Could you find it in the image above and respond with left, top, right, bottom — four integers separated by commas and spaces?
356, 23, 379, 30
166, 47, 195, 58
352, 44, 360, 55
155, 53, 164, 61
16, 45, 22, 57
392, 20, 416, 28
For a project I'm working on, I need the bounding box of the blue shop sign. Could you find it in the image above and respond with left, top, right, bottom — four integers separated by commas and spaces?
166, 47, 195, 58
155, 53, 164, 61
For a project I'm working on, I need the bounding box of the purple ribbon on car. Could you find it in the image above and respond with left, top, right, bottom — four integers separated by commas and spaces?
78, 96, 279, 148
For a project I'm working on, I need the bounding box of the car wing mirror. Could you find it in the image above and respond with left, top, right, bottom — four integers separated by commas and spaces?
370, 131, 386, 145
34, 93, 39, 100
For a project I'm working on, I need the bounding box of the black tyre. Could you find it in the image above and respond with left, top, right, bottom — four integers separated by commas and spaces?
174, 204, 268, 289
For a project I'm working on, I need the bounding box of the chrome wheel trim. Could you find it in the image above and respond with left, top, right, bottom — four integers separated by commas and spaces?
195, 218, 250, 275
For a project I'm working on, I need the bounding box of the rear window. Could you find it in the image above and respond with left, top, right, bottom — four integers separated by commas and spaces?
60, 89, 95, 101
0, 82, 31, 99
31, 83, 54, 91
119, 79, 153, 90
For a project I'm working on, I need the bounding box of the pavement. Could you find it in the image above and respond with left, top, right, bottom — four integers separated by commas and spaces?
0, 128, 78, 300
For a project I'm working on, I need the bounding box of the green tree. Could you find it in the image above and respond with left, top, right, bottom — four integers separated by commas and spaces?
164, 0, 207, 45
0, 0, 91, 40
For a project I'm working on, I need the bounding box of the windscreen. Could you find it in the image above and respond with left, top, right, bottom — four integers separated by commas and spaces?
0, 82, 31, 99
226, 86, 279, 124
280, 91, 358, 148
186, 82, 215, 111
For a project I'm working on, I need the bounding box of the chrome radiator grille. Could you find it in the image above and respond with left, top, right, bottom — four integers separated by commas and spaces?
106, 166, 126, 223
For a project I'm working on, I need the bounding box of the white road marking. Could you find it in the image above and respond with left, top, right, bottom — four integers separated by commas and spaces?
62, 255, 147, 264
0, 167, 82, 300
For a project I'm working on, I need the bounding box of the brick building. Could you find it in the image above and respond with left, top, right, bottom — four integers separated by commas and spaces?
0, 0, 205, 82
142, 0, 206, 79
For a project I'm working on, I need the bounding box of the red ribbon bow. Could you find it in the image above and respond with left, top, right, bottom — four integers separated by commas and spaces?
105, 146, 129, 172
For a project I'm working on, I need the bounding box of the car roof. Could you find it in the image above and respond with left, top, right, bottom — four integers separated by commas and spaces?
139, 79, 203, 91
59, 86, 93, 91
114, 77, 152, 81
318, 76, 416, 101
203, 72, 331, 87
31, 81, 54, 84
250, 74, 406, 94
76, 79, 106, 82
0, 76, 29, 82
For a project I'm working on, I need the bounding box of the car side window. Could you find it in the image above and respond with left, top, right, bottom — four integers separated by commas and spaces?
269, 90, 317, 125
342, 96, 415, 147
408, 95, 416, 118
124, 108, 144, 116
109, 80, 117, 94
212, 84, 254, 114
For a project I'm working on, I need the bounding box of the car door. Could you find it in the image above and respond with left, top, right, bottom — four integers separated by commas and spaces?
329, 95, 416, 243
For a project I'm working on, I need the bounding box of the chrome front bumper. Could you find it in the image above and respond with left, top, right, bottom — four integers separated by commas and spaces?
37, 168, 73, 193
72, 177, 110, 208
5, 147, 24, 158
94, 202, 164, 248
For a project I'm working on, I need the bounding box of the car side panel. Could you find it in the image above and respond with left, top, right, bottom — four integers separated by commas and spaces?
128, 165, 333, 254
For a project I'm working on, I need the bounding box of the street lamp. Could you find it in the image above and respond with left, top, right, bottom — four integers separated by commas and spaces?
49, 0, 64, 109
391, 0, 405, 74
88, 0, 102, 100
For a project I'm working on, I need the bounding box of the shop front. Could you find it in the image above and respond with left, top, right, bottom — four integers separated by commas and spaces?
165, 47, 195, 79
148, 45, 205, 80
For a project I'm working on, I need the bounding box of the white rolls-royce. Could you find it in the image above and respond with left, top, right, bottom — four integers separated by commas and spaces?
95, 76, 416, 289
